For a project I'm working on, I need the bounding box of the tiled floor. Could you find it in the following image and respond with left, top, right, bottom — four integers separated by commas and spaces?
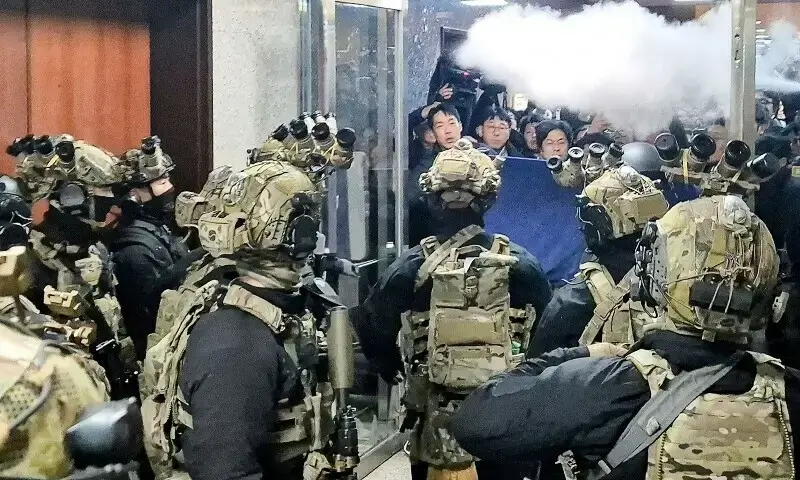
363, 451, 412, 480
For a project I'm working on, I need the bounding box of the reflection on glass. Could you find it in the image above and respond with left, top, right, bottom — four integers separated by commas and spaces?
329, 4, 397, 269
330, 2, 400, 457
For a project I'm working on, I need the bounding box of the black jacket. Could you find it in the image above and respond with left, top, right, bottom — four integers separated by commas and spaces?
351, 231, 553, 382
407, 148, 440, 247
111, 218, 188, 360
180, 286, 307, 480
527, 280, 595, 358
477, 141, 522, 158
451, 330, 800, 479
181, 307, 287, 480
527, 250, 635, 358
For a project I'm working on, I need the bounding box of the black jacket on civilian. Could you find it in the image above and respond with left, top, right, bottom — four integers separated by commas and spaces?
450, 330, 800, 479
407, 147, 440, 247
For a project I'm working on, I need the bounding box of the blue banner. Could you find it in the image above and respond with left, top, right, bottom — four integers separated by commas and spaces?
485, 156, 700, 287
485, 157, 586, 287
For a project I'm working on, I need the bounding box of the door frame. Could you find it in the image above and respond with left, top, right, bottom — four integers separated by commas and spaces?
299, 1, 408, 475
149, 0, 213, 194
300, 0, 408, 256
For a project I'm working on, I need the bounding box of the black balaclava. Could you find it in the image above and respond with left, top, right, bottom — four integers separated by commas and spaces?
427, 197, 488, 240
121, 180, 176, 227
588, 234, 639, 283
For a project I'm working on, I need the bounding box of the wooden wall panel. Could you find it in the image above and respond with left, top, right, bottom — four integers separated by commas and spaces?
696, 3, 800, 24
28, 2, 150, 155
0, 2, 29, 176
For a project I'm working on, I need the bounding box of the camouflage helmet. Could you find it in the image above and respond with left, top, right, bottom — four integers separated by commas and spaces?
419, 138, 501, 209
174, 165, 233, 228
9, 135, 124, 232
577, 166, 669, 250
194, 160, 320, 259
120, 136, 175, 186
635, 195, 779, 343
12, 135, 124, 202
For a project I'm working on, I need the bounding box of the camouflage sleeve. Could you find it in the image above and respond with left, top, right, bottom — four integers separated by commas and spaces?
450, 354, 649, 464
2, 347, 109, 478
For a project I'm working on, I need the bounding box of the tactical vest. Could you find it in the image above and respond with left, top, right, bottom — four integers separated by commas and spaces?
143, 255, 237, 364
399, 225, 536, 468
111, 219, 188, 269
578, 262, 651, 347
0, 319, 109, 478
28, 230, 125, 351
626, 349, 795, 480
141, 280, 332, 480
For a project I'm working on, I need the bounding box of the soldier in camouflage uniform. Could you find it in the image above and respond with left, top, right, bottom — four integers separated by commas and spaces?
0, 175, 40, 323
0, 204, 110, 478
450, 195, 799, 479
6, 134, 135, 399
0, 175, 107, 363
351, 139, 552, 480
141, 114, 358, 480
528, 165, 670, 357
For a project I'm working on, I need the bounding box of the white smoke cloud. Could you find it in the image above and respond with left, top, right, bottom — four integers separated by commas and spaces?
455, 1, 800, 136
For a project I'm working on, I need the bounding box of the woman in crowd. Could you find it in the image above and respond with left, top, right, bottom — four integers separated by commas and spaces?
518, 114, 544, 158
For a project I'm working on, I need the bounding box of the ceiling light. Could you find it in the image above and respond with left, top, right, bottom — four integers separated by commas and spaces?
461, 0, 508, 7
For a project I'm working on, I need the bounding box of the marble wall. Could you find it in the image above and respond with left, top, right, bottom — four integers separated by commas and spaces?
211, 0, 301, 169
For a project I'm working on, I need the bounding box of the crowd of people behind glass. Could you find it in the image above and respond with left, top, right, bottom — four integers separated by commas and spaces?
405, 55, 800, 247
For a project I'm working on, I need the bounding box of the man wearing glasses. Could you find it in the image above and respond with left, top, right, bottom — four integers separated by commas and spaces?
475, 106, 520, 157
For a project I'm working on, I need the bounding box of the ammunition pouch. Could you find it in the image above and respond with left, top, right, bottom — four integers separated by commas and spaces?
428, 249, 516, 390
43, 284, 92, 318
399, 311, 429, 367
509, 305, 536, 355
402, 368, 432, 416
415, 396, 474, 468
74, 254, 103, 286
174, 191, 210, 228
95, 293, 124, 338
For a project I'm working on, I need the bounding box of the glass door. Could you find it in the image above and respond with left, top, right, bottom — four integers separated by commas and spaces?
301, 0, 407, 474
